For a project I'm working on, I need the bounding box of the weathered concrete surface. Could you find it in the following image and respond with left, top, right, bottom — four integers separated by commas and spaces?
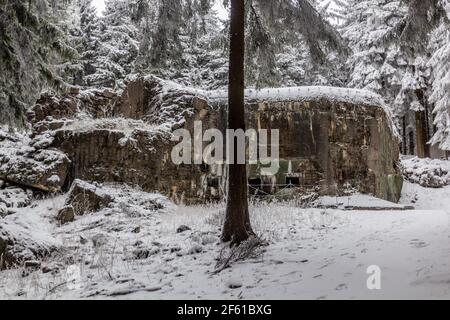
243, 100, 402, 202
29, 90, 121, 124
47, 102, 220, 204
27, 76, 402, 203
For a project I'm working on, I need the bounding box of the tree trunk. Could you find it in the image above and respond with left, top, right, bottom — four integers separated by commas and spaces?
415, 90, 431, 158
221, 0, 254, 245
402, 116, 407, 155
415, 111, 429, 158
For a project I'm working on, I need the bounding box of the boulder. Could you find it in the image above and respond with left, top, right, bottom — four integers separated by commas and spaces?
0, 127, 70, 193
64, 180, 114, 216
56, 181, 170, 224
0, 221, 57, 270
177, 225, 192, 233
56, 206, 75, 224
0, 236, 13, 269
0, 149, 70, 192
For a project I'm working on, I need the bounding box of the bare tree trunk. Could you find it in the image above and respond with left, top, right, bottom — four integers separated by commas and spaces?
415, 90, 430, 158
221, 0, 254, 245
402, 116, 407, 155
415, 111, 429, 158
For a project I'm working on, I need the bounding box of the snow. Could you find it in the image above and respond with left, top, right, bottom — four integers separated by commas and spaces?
401, 156, 450, 188
212, 0, 228, 21
400, 180, 450, 210
31, 133, 55, 149
205, 86, 385, 107
66, 180, 173, 217
0, 126, 69, 192
0, 196, 64, 265
316, 193, 412, 210
0, 127, 32, 159
47, 175, 61, 184
0, 187, 33, 217
55, 117, 169, 150
145, 75, 385, 107
59, 117, 159, 136
143, 75, 400, 139
92, 0, 105, 16
0, 185, 448, 299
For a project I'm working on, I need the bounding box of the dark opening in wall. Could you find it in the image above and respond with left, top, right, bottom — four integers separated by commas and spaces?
248, 177, 263, 195
207, 177, 219, 188
286, 176, 300, 187
200, 163, 210, 173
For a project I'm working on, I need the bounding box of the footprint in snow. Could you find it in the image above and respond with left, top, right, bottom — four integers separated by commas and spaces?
344, 272, 353, 278
410, 239, 428, 248
335, 283, 348, 291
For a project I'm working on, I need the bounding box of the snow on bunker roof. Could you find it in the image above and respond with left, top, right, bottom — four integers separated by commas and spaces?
204, 86, 385, 107
145, 75, 385, 108
141, 76, 399, 138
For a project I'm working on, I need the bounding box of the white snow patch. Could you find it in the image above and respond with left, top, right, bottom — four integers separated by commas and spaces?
0, 196, 64, 265
317, 193, 411, 209
401, 156, 450, 187
0, 193, 448, 300
47, 175, 61, 184
58, 117, 159, 135
150, 75, 387, 106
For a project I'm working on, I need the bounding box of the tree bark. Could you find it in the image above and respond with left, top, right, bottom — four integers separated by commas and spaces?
415, 90, 430, 158
221, 0, 254, 245
415, 111, 429, 158
402, 116, 407, 155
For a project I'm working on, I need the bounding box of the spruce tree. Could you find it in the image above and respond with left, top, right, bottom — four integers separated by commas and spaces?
0, 0, 75, 126
59, 0, 101, 86
341, 0, 447, 156
428, 17, 450, 151
85, 0, 139, 88
341, 0, 429, 117
134, 0, 349, 89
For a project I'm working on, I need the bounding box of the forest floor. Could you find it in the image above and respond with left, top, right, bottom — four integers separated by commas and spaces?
0, 182, 449, 300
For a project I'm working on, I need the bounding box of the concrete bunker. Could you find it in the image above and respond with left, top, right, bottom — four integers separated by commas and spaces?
27, 76, 403, 203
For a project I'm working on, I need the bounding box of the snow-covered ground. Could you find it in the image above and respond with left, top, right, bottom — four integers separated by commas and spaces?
401, 155, 450, 188
0, 182, 449, 300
